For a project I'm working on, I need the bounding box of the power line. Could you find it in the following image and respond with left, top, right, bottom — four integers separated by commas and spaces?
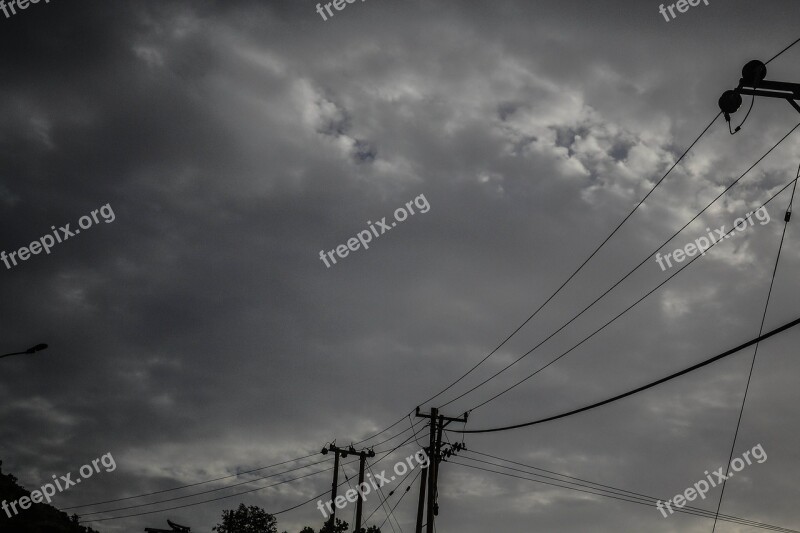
766, 35, 800, 65
451, 163, 800, 419
339, 461, 358, 528
711, 164, 799, 532
77, 457, 334, 517
362, 462, 419, 526
271, 442, 419, 524
80, 425, 427, 524
414, 111, 721, 409
461, 454, 796, 532
457, 146, 800, 415
367, 461, 401, 533
440, 121, 800, 411
264, 36, 800, 527
304, 38, 800, 510
79, 463, 340, 524
69, 419, 421, 513
353, 415, 414, 446
371, 468, 421, 531
448, 314, 800, 434
63, 452, 321, 510
86, 37, 800, 528
450, 458, 799, 532
463, 450, 797, 532
279, 427, 428, 528
462, 449, 789, 529
366, 38, 799, 446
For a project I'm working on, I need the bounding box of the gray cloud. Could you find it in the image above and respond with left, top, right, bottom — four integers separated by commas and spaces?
1, 0, 800, 531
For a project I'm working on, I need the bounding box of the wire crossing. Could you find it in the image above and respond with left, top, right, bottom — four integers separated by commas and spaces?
451, 453, 800, 532
711, 163, 799, 532
440, 121, 800, 411
417, 111, 722, 409
449, 314, 800, 434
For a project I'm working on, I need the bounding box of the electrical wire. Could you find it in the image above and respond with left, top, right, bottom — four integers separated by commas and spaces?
440, 121, 800, 411
450, 458, 799, 532
267, 426, 425, 530
75, 38, 800, 528
350, 424, 429, 532
63, 452, 321, 510
340, 461, 358, 528
766, 35, 800, 65
78, 463, 342, 524
448, 314, 800, 434
729, 93, 755, 135
69, 420, 422, 515
413, 111, 721, 410
412, 37, 797, 421
306, 36, 800, 507
79, 426, 426, 524
353, 415, 414, 446
710, 164, 799, 532
458, 454, 794, 532
409, 414, 427, 449
362, 461, 420, 528
76, 457, 334, 517
462, 449, 788, 529
335, 41, 800, 507
454, 460, 798, 532
367, 461, 400, 533
358, 423, 428, 532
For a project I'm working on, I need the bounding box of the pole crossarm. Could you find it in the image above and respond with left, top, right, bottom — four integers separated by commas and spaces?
720, 59, 800, 121
415, 407, 468, 424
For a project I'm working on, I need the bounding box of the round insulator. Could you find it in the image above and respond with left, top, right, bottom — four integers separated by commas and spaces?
719, 90, 743, 114
742, 60, 767, 85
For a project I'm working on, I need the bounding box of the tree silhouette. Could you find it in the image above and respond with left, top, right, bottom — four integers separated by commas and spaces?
212, 502, 381, 533
319, 517, 349, 533
0, 461, 100, 533
301, 516, 381, 533
213, 503, 279, 533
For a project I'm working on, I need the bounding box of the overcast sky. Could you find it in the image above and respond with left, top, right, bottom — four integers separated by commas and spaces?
1, 1, 800, 532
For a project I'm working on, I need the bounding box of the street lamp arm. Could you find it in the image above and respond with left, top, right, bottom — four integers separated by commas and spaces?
0, 344, 48, 359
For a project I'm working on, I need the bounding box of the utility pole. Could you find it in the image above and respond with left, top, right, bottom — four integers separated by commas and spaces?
352, 446, 376, 533
320, 443, 344, 524
414, 407, 468, 533
425, 408, 437, 533
414, 457, 428, 533
322, 443, 375, 533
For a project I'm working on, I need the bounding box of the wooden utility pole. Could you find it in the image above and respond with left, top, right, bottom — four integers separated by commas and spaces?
322, 443, 375, 533
414, 459, 428, 533
414, 407, 468, 533
353, 447, 376, 533
321, 443, 343, 524
425, 407, 438, 533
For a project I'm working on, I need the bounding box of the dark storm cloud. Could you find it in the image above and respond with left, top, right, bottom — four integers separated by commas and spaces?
1, 0, 800, 532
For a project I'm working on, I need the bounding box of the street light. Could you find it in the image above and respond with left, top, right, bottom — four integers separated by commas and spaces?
0, 344, 48, 360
